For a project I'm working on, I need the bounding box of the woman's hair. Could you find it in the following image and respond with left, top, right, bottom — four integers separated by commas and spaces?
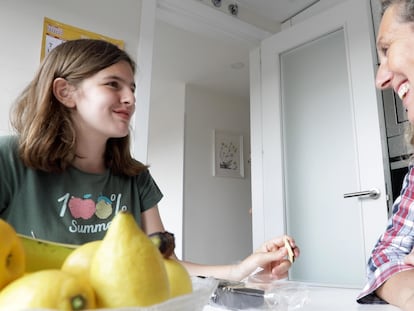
10, 39, 147, 175
381, 0, 414, 21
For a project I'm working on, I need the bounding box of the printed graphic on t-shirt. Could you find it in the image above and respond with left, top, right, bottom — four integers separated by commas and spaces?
57, 192, 128, 234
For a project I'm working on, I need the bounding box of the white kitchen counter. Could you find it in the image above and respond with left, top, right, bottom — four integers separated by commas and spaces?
203, 285, 401, 311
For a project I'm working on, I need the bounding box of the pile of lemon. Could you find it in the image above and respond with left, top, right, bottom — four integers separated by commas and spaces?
0, 212, 192, 311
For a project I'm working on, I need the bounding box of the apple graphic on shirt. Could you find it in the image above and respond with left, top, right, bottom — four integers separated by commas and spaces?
68, 196, 96, 220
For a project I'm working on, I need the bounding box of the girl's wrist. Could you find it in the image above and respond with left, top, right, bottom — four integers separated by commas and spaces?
227, 262, 245, 281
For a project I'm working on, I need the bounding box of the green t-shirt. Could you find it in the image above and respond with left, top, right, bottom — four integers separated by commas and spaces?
0, 135, 163, 245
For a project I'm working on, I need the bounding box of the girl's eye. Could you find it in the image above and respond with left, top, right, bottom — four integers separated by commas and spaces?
107, 81, 119, 88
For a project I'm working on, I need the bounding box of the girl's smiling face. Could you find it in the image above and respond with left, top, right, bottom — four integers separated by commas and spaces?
70, 60, 136, 142
376, 4, 414, 124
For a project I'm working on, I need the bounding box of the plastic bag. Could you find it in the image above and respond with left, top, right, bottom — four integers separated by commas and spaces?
209, 274, 309, 311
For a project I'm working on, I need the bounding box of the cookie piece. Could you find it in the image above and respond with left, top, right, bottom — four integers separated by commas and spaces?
284, 237, 295, 263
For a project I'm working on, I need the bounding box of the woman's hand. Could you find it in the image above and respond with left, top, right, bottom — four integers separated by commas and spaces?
232, 235, 300, 281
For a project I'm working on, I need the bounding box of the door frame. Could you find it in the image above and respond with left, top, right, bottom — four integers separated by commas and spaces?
249, 0, 389, 263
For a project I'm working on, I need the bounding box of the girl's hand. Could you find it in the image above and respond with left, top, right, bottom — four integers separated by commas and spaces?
233, 235, 300, 281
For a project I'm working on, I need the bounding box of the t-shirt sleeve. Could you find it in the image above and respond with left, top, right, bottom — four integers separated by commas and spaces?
135, 168, 163, 213
357, 166, 414, 304
0, 135, 20, 217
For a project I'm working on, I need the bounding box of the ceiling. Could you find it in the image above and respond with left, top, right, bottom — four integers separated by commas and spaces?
214, 0, 323, 25
152, 0, 343, 100
238, 0, 316, 20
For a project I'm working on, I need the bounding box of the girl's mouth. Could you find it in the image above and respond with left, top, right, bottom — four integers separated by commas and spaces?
114, 110, 131, 121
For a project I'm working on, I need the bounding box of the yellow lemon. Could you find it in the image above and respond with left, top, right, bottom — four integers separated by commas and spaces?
164, 258, 193, 297
0, 269, 96, 311
0, 219, 25, 290
61, 240, 101, 278
89, 211, 170, 307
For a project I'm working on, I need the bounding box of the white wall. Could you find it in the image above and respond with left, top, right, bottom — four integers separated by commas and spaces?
0, 0, 142, 135
183, 85, 252, 264
147, 80, 186, 258
147, 75, 253, 265
149, 16, 254, 263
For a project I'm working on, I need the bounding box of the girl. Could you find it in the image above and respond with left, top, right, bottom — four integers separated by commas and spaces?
0, 38, 298, 281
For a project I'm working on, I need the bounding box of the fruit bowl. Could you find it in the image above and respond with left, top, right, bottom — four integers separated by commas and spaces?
110, 276, 218, 311
27, 276, 218, 311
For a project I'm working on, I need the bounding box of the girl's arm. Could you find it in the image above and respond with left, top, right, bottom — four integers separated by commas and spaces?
141, 206, 299, 281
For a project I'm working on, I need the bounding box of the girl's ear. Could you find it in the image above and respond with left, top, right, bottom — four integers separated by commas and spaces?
53, 77, 75, 108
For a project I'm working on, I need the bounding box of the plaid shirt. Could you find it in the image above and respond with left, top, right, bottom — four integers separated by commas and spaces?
357, 165, 414, 304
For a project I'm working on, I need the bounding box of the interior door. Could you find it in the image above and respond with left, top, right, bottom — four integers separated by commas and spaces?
250, 0, 389, 287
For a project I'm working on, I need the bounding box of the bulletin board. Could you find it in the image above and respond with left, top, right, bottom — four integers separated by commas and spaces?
40, 17, 124, 61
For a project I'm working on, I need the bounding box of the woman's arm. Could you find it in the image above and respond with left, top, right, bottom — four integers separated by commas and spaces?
376, 269, 414, 310
362, 168, 414, 306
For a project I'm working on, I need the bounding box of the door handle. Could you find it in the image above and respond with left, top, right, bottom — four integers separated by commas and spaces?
343, 188, 380, 199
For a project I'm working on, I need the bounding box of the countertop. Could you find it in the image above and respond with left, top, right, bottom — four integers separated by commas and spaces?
203, 284, 401, 311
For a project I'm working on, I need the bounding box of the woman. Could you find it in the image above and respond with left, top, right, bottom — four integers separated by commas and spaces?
0, 38, 299, 281
358, 0, 414, 309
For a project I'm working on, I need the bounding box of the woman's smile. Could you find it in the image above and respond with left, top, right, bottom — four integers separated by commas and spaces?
397, 81, 410, 101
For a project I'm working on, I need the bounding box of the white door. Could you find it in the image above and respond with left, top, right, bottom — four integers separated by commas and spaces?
250, 0, 389, 287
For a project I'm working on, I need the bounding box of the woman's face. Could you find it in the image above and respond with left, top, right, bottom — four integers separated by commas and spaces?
70, 60, 136, 142
376, 4, 414, 123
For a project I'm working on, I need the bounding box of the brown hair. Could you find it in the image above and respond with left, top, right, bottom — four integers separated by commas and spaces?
10, 39, 147, 175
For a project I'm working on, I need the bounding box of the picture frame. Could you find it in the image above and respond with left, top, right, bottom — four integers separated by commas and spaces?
213, 130, 244, 178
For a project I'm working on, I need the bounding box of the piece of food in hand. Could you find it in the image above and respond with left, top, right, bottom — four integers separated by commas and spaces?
284, 237, 295, 263
0, 269, 96, 311
149, 231, 176, 258
0, 219, 25, 290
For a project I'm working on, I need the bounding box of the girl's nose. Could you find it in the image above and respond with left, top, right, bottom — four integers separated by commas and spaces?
375, 62, 392, 90
122, 88, 136, 106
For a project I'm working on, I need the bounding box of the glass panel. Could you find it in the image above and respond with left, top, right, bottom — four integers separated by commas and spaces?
281, 29, 365, 286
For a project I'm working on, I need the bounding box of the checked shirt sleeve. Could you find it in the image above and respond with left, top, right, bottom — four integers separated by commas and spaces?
357, 165, 414, 304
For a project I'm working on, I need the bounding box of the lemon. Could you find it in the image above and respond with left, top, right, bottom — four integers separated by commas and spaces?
61, 240, 101, 278
0, 219, 25, 290
89, 211, 170, 307
0, 269, 96, 311
164, 258, 193, 297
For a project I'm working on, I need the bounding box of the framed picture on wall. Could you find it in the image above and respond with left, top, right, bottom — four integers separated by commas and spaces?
213, 130, 244, 178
